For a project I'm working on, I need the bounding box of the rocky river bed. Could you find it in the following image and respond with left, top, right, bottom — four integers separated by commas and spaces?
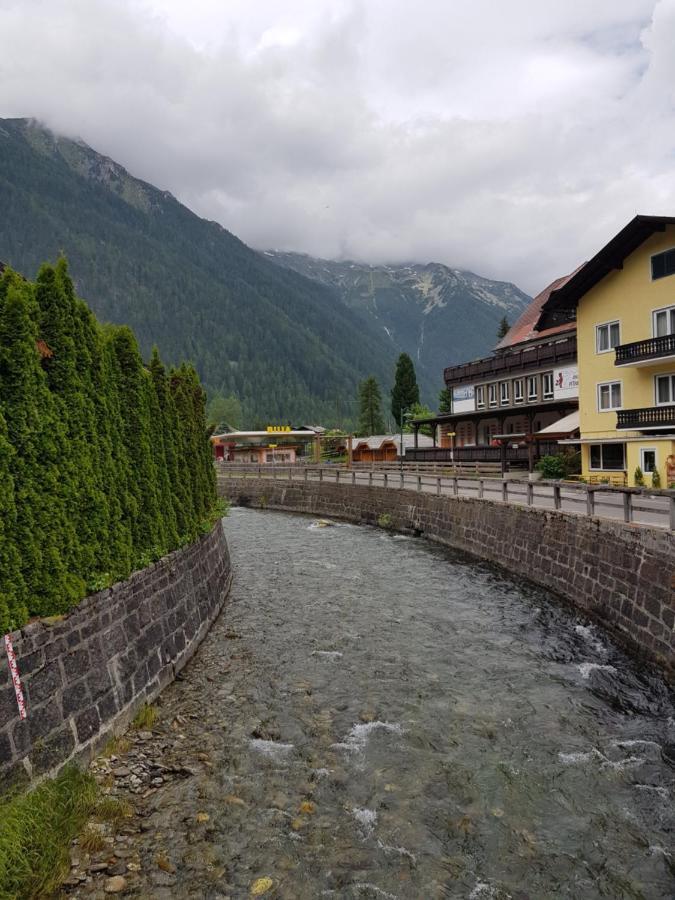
62, 508, 674, 899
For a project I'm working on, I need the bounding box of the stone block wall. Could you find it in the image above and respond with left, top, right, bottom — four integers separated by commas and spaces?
219, 477, 674, 679
0, 521, 231, 788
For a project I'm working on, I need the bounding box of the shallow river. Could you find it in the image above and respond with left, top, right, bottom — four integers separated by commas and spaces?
97, 509, 675, 898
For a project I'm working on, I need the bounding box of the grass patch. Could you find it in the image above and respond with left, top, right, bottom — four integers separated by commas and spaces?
100, 735, 131, 758
132, 702, 158, 730
78, 825, 107, 854
0, 766, 98, 900
94, 797, 133, 829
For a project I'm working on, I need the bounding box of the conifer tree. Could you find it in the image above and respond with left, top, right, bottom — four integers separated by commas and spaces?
0, 274, 83, 616
0, 411, 26, 633
438, 386, 452, 414
497, 316, 510, 339
148, 348, 179, 548
109, 326, 163, 556
357, 376, 385, 436
390, 352, 420, 427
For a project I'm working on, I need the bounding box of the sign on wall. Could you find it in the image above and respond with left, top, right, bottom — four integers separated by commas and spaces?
452, 384, 476, 413
553, 366, 579, 399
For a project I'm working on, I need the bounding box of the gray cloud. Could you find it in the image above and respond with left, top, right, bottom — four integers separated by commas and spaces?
0, 0, 674, 293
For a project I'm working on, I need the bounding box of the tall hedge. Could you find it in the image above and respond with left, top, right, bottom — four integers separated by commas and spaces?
0, 261, 217, 631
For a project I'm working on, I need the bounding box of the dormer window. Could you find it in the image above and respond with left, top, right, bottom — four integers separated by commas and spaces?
651, 248, 675, 281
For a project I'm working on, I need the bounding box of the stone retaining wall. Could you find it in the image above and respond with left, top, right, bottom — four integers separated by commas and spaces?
219, 477, 674, 678
0, 521, 231, 788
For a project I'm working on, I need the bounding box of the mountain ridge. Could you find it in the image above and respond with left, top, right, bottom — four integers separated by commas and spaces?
263, 250, 531, 399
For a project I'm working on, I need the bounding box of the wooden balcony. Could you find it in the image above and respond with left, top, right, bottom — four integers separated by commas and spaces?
443, 334, 577, 386
615, 334, 675, 367
616, 405, 675, 430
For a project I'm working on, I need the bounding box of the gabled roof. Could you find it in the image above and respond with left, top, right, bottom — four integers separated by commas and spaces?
540, 215, 675, 324
495, 268, 580, 350
353, 434, 434, 451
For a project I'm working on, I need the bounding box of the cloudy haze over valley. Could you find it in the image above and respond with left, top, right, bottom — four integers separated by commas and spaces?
1, 0, 674, 292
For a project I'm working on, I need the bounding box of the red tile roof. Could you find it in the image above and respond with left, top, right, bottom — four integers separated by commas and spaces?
494, 267, 581, 351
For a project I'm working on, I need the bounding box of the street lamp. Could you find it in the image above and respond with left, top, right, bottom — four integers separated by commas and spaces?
399, 409, 413, 473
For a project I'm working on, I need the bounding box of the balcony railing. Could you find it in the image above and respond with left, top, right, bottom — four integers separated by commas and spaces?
616, 405, 675, 430
615, 334, 675, 365
444, 334, 576, 386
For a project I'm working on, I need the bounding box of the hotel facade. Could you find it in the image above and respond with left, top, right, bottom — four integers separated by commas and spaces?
540, 215, 675, 487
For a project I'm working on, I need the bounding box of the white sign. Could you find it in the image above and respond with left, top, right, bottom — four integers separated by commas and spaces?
553, 366, 579, 399
452, 385, 475, 413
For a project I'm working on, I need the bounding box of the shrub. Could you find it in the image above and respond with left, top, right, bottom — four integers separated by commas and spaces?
634, 466, 645, 486
652, 468, 662, 489
535, 455, 566, 479
377, 513, 393, 529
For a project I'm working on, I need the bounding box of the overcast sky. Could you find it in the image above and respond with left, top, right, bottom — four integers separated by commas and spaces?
1, 0, 674, 293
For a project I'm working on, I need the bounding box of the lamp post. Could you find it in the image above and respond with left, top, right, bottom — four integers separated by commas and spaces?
399, 409, 413, 473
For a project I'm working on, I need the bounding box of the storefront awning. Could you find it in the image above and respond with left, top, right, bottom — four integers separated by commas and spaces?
535, 410, 579, 436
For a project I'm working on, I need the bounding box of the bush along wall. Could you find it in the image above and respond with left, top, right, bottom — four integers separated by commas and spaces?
0, 259, 217, 632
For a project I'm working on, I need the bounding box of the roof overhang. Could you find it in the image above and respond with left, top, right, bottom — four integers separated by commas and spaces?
539, 216, 675, 326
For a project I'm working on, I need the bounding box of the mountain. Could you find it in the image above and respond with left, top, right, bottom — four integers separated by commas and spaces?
0, 117, 398, 426
264, 252, 531, 399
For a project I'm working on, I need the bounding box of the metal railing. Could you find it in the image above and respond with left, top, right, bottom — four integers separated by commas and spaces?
615, 333, 675, 366
216, 464, 675, 530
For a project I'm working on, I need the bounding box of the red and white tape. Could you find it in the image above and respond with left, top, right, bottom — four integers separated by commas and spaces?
4, 634, 27, 720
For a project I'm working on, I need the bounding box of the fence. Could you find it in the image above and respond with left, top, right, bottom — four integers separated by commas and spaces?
216, 464, 675, 531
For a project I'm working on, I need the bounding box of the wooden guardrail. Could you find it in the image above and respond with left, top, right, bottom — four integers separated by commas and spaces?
216, 464, 675, 530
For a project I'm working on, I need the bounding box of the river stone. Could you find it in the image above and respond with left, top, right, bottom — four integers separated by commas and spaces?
104, 875, 127, 893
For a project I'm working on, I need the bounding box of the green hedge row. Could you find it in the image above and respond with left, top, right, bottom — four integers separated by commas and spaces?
0, 259, 216, 632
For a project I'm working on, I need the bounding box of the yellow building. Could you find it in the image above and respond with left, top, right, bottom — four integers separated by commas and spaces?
541, 215, 675, 487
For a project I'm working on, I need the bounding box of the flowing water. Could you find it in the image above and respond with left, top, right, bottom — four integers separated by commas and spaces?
104, 508, 675, 898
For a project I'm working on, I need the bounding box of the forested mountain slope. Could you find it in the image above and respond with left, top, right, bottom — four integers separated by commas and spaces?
265, 252, 531, 398
0, 118, 396, 424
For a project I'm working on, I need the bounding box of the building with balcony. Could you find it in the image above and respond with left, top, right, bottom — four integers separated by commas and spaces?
407, 276, 580, 469
540, 214, 675, 487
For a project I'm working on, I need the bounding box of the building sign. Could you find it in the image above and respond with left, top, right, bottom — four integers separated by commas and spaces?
452, 385, 475, 413
553, 366, 579, 399
266, 425, 292, 432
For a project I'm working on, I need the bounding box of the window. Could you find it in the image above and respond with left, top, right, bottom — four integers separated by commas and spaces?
589, 443, 625, 470
488, 384, 497, 407
653, 306, 675, 337
500, 382, 510, 405
651, 248, 675, 281
476, 385, 485, 409
542, 372, 554, 400
598, 381, 622, 411
640, 448, 656, 474
596, 321, 621, 353
527, 375, 538, 402
513, 379, 524, 403
655, 373, 675, 405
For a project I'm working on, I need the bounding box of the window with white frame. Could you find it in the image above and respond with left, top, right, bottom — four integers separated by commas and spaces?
527, 375, 538, 401
500, 381, 510, 405
596, 321, 621, 353
655, 373, 675, 405
542, 372, 554, 400
653, 306, 675, 337
589, 443, 625, 470
488, 383, 497, 407
476, 385, 485, 408
513, 378, 524, 403
640, 448, 657, 473
597, 381, 622, 411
